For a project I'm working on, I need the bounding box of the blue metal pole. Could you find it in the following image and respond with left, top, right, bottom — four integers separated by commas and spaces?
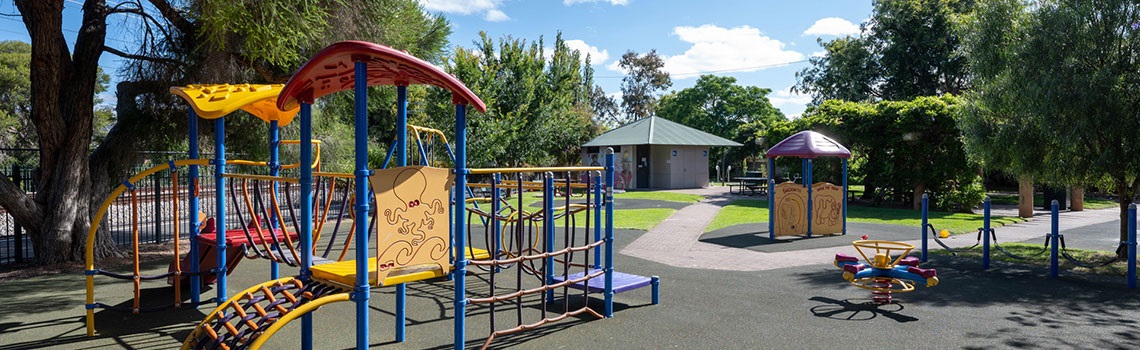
444, 142, 457, 165
593, 171, 602, 269
983, 196, 991, 270
604, 149, 615, 318
800, 158, 806, 185
415, 138, 429, 166
1050, 200, 1060, 278
395, 84, 408, 343
352, 61, 371, 350
806, 159, 813, 237
299, 104, 314, 350
767, 157, 775, 240
382, 139, 398, 169
841, 158, 848, 235
213, 118, 227, 306
921, 193, 928, 262
269, 120, 280, 280
544, 173, 555, 304
492, 173, 501, 272
188, 108, 200, 305
453, 103, 469, 350
397, 86, 408, 165
1128, 204, 1136, 289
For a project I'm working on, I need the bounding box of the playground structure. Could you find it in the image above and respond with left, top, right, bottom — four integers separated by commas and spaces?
83, 41, 659, 350
919, 194, 1137, 288
834, 240, 939, 304
85, 84, 305, 318
765, 131, 850, 239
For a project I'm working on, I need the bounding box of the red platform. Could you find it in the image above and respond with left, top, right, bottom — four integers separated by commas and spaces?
168, 217, 297, 284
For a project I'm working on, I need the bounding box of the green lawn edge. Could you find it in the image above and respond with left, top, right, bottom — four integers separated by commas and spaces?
705, 198, 1025, 233
931, 242, 1128, 276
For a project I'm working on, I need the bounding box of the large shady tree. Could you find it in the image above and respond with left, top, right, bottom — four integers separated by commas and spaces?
961, 0, 1140, 254
6, 0, 449, 264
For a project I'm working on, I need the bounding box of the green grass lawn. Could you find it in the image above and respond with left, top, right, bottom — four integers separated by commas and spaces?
467, 190, 689, 231
472, 206, 676, 231
705, 199, 769, 232
492, 189, 702, 208
613, 208, 677, 230
987, 193, 1117, 210
705, 199, 1024, 233
932, 242, 1128, 276
614, 191, 703, 203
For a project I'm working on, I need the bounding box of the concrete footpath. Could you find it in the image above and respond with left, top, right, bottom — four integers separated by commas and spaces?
622, 187, 1123, 271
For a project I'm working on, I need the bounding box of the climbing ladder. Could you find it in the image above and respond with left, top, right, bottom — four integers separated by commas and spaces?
182, 277, 348, 350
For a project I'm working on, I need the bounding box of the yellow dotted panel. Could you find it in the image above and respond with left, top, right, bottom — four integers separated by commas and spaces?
169, 84, 299, 125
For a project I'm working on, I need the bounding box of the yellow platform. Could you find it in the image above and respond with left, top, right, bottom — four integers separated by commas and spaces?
310, 248, 490, 288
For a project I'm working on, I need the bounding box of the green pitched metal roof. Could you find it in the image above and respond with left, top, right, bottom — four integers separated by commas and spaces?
583, 116, 743, 147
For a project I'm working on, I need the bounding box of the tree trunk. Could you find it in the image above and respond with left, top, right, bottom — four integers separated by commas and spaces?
5, 0, 111, 264
913, 182, 926, 210
1018, 175, 1034, 218
1114, 177, 1140, 257
1070, 186, 1084, 211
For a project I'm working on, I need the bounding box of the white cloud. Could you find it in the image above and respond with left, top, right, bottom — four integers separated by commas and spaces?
606, 59, 625, 74
768, 86, 812, 108
811, 50, 827, 58
418, 0, 508, 22
484, 9, 509, 21
564, 39, 610, 65
564, 0, 630, 5
663, 24, 803, 78
804, 17, 860, 36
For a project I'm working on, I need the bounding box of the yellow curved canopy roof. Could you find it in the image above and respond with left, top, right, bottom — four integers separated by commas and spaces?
170, 84, 299, 126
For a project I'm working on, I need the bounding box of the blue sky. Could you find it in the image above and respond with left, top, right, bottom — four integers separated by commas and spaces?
422, 0, 874, 118
0, 0, 874, 118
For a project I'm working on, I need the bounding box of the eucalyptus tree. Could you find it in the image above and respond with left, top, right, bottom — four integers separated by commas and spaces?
656, 75, 785, 172
795, 0, 973, 103
618, 50, 671, 123
793, 37, 879, 104
428, 32, 602, 168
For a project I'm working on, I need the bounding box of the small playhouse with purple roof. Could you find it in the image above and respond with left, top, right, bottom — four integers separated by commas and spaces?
764, 131, 851, 239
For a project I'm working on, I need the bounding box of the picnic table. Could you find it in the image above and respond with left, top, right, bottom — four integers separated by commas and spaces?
729, 176, 768, 195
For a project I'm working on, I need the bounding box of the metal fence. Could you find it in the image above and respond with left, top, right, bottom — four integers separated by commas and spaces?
0, 162, 38, 265
0, 150, 329, 266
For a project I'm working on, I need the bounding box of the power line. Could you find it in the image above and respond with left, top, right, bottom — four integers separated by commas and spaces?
0, 27, 30, 39
0, 14, 138, 46
595, 59, 810, 79
1, 1, 154, 46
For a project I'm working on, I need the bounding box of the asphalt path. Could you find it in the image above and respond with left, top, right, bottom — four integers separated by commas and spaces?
3, 226, 1139, 349
701, 221, 916, 253
3, 188, 1138, 349
524, 197, 691, 210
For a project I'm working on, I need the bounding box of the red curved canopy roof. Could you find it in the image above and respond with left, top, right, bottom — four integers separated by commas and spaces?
766, 130, 851, 159
276, 41, 486, 113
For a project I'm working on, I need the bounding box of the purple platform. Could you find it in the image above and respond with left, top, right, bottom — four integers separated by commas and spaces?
553, 269, 654, 294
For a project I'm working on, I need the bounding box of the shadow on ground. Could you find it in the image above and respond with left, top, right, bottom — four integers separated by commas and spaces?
700, 222, 914, 253
808, 297, 920, 323
795, 254, 1140, 349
